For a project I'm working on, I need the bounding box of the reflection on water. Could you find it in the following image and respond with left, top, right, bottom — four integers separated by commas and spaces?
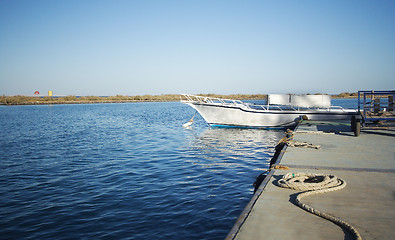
187, 128, 285, 172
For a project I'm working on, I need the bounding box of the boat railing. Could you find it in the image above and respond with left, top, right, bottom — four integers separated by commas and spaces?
327, 105, 348, 112
182, 94, 350, 112
182, 94, 247, 107
251, 104, 290, 111
252, 103, 347, 112
244, 103, 267, 111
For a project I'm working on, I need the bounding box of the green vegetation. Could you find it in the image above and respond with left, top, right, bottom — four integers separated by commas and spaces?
0, 92, 358, 105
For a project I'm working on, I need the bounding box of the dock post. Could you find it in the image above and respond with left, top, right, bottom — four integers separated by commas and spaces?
374, 98, 380, 113
389, 96, 394, 112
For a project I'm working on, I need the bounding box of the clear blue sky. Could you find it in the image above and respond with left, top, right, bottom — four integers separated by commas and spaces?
1, 0, 394, 96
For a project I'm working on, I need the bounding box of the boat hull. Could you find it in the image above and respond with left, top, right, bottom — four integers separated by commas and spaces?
187, 102, 358, 129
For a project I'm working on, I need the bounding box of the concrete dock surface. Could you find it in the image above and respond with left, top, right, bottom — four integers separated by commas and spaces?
232, 121, 395, 240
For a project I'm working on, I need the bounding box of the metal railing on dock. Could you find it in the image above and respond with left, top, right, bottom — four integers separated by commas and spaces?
357, 90, 395, 123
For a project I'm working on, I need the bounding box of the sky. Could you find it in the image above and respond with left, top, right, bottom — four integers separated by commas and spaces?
0, 0, 394, 96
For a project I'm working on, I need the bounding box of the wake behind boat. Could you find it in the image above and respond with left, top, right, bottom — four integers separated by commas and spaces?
181, 94, 358, 129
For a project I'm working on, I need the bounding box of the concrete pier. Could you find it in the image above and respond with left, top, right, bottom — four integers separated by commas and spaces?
228, 121, 395, 240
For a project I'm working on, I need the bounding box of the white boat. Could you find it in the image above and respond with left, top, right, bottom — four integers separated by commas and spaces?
181, 94, 359, 129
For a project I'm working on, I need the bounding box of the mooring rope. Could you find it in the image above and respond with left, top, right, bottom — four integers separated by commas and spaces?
277, 129, 295, 144
277, 172, 362, 240
182, 111, 197, 128
287, 141, 321, 149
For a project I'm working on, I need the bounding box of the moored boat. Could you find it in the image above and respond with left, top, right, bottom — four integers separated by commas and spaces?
181, 94, 358, 129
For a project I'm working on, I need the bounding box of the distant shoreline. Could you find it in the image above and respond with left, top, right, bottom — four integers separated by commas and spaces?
1, 93, 358, 105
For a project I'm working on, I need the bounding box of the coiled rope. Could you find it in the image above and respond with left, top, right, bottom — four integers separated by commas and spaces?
277, 173, 362, 240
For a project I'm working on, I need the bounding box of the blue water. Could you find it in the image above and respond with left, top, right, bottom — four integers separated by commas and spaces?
0, 99, 358, 239
0, 102, 287, 240
331, 98, 359, 109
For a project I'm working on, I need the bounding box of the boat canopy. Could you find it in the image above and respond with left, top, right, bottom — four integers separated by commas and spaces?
268, 94, 331, 108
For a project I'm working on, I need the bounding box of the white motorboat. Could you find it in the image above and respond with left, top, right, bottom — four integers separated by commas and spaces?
181, 94, 358, 129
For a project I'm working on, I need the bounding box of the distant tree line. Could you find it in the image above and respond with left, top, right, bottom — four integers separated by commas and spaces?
331, 92, 358, 98
1, 93, 358, 105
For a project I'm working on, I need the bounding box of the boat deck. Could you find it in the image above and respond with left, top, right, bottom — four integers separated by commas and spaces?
229, 120, 395, 240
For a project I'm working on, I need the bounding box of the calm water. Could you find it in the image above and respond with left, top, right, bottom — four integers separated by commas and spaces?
332, 98, 359, 109
0, 102, 286, 240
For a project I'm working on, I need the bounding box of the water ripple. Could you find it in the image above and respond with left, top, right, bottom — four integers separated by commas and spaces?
0, 103, 285, 240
